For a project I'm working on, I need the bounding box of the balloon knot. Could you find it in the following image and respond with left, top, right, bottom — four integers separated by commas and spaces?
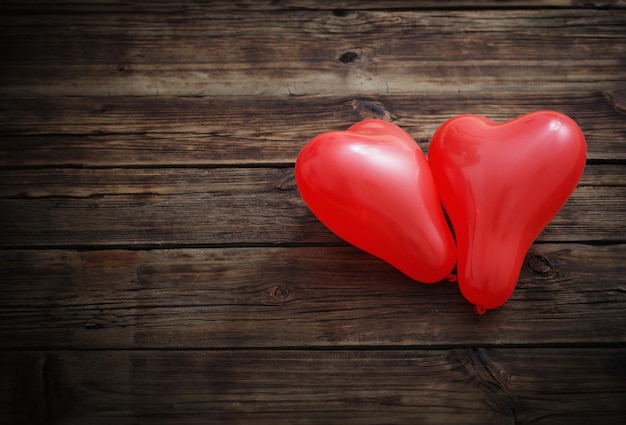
473, 305, 486, 315
446, 274, 457, 282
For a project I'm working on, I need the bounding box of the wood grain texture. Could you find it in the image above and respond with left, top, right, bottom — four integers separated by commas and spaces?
1, 8, 625, 97
0, 164, 621, 198
0, 166, 623, 248
1, 244, 624, 349
1, 1, 625, 423
1, 348, 625, 425
0, 92, 624, 166
3, 0, 625, 11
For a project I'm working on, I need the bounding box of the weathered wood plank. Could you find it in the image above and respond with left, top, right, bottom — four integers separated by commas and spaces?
0, 164, 620, 198
1, 9, 625, 96
0, 93, 624, 166
0, 166, 623, 247
1, 244, 624, 349
2, 348, 625, 424
3, 0, 625, 12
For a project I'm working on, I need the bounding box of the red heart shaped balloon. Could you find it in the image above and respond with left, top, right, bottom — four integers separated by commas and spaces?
295, 119, 456, 283
428, 111, 587, 312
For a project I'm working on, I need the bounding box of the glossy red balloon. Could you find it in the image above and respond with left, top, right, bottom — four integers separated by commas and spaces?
295, 119, 456, 283
428, 111, 587, 312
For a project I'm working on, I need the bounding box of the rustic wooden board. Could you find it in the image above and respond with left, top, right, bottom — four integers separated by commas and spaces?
1, 9, 625, 96
0, 93, 624, 166
2, 348, 625, 424
1, 244, 624, 349
3, 0, 625, 11
0, 165, 623, 247
1, 165, 622, 198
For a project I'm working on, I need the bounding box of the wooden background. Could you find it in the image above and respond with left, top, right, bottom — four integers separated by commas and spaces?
1, 1, 625, 423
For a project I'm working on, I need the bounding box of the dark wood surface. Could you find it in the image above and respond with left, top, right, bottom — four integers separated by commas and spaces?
1, 1, 625, 424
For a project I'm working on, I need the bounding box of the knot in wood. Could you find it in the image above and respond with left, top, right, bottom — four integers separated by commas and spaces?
270, 285, 289, 299
338, 51, 359, 64
350, 99, 391, 120
528, 255, 552, 274
450, 348, 523, 419
263, 284, 293, 305
332, 9, 348, 17
272, 169, 296, 191
605, 90, 626, 115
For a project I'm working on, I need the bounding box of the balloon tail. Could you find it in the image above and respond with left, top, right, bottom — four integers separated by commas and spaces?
446, 274, 457, 282
473, 305, 486, 315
